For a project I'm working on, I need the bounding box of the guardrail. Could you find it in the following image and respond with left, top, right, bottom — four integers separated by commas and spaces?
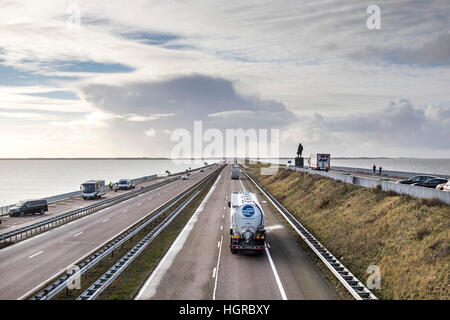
243, 170, 377, 300
0, 162, 220, 217
0, 176, 182, 244
30, 166, 222, 300
77, 174, 216, 300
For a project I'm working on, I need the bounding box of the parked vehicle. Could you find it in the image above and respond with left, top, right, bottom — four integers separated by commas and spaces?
181, 174, 188, 180
309, 154, 330, 171
200, 169, 204, 172
231, 166, 240, 180
228, 191, 267, 254
413, 178, 448, 189
81, 180, 106, 200
8, 199, 48, 217
436, 181, 450, 191
117, 179, 135, 190
397, 176, 437, 185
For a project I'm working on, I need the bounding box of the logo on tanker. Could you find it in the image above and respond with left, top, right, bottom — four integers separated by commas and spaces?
242, 205, 255, 217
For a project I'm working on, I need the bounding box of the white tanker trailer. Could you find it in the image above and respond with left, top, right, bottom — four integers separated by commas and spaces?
228, 191, 267, 254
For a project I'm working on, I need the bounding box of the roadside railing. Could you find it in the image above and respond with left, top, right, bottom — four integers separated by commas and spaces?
29, 166, 222, 300
0, 176, 180, 243
0, 163, 219, 217
243, 169, 377, 300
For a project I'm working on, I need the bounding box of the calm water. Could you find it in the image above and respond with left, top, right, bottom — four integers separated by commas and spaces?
261, 158, 450, 176
0, 159, 220, 207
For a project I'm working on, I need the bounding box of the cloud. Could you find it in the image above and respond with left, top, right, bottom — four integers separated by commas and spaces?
396, 33, 450, 66
80, 74, 296, 129
282, 99, 450, 156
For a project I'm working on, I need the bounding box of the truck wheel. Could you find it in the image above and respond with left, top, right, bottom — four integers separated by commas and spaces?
40, 209, 44, 215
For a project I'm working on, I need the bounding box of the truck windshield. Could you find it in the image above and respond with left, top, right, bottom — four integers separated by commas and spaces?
82, 184, 96, 192
119, 180, 128, 184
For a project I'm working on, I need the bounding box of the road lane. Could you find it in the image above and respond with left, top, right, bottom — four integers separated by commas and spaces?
0, 166, 222, 300
138, 165, 339, 300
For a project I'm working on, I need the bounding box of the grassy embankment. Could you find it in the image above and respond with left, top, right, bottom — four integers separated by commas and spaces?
248, 163, 449, 300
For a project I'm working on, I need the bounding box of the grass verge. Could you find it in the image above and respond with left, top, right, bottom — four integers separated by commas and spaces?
247, 163, 449, 300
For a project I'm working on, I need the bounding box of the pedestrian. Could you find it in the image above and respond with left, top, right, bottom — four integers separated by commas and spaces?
379, 167, 382, 175
373, 164, 376, 174
109, 181, 113, 190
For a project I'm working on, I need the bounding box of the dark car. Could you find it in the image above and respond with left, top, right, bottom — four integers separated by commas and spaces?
8, 199, 48, 217
413, 178, 448, 189
397, 175, 437, 185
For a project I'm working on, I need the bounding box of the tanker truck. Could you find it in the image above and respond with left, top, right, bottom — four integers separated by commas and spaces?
228, 191, 267, 254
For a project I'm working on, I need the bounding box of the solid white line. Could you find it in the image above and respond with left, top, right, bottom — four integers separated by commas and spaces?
265, 247, 288, 300
240, 179, 246, 191
135, 173, 221, 300
217, 241, 220, 248
28, 251, 44, 259
212, 267, 217, 278
212, 234, 223, 300
73, 231, 83, 237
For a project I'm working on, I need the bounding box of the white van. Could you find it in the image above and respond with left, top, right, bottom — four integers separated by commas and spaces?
81, 180, 106, 200
117, 179, 135, 190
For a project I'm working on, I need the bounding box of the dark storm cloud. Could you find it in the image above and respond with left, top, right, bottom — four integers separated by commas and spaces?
80, 74, 296, 129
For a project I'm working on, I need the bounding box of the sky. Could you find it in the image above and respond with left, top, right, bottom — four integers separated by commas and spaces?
0, 0, 449, 158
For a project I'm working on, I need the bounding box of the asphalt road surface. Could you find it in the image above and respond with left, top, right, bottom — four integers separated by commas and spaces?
136, 165, 339, 300
0, 166, 222, 300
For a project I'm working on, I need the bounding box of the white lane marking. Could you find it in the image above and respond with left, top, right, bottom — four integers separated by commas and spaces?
222, 214, 224, 219
28, 251, 44, 259
240, 179, 246, 191
135, 172, 221, 300
212, 267, 217, 278
122, 209, 128, 213
73, 231, 83, 237
148, 197, 152, 200
217, 241, 220, 248
102, 218, 110, 223
212, 234, 223, 300
265, 247, 288, 300
137, 203, 142, 206
223, 206, 226, 210
220, 225, 223, 230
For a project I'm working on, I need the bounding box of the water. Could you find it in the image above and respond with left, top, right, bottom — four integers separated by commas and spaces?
260, 158, 450, 176
0, 159, 219, 206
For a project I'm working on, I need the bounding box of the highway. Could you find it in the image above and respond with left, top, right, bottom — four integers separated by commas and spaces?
0, 175, 174, 234
0, 165, 222, 300
136, 165, 339, 300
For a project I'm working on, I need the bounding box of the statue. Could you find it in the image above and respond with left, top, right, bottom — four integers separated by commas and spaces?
295, 143, 304, 167
297, 143, 303, 158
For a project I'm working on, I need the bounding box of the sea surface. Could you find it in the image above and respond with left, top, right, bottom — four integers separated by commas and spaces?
0, 159, 219, 207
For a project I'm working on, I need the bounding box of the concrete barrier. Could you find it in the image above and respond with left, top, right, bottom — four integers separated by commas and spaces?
287, 167, 450, 204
